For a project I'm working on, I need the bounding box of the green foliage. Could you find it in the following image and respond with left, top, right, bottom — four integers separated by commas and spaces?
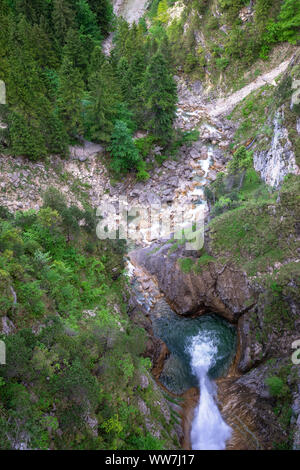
0, 0, 113, 158
134, 135, 155, 159
57, 57, 85, 139
0, 2, 180, 164
142, 51, 177, 144
227, 146, 253, 174
264, 364, 295, 444
255, 0, 273, 33
178, 257, 195, 273
209, 174, 299, 276
128, 432, 165, 450
88, 0, 113, 37
266, 376, 285, 397
193, 252, 216, 274
86, 60, 121, 143
277, 0, 300, 44
0, 193, 173, 450
155, 0, 169, 23
109, 121, 141, 175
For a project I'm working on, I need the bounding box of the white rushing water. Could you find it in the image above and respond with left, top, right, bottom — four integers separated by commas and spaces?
187, 334, 232, 450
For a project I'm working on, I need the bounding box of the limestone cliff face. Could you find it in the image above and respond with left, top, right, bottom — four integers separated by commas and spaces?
130, 241, 254, 323
254, 106, 299, 187
253, 53, 300, 188
111, 0, 148, 23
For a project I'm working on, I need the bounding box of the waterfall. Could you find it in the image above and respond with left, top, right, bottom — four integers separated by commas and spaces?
187, 333, 232, 450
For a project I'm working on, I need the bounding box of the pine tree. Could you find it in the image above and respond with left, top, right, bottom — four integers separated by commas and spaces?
52, 0, 75, 46
142, 51, 177, 143
127, 48, 147, 126
255, 0, 273, 33
63, 28, 88, 77
109, 120, 141, 174
116, 56, 131, 98
8, 111, 47, 160
86, 61, 121, 142
15, 0, 49, 23
57, 57, 85, 138
87, 0, 113, 37
89, 45, 106, 75
75, 0, 101, 41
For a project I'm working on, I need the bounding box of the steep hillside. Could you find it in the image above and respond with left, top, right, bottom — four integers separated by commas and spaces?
0, 0, 299, 452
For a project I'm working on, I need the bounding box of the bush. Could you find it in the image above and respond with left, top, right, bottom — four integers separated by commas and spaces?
215, 57, 229, 70
265, 376, 284, 397
179, 257, 195, 273
277, 0, 300, 44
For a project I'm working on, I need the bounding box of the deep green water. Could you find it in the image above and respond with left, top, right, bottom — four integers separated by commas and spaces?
151, 299, 237, 394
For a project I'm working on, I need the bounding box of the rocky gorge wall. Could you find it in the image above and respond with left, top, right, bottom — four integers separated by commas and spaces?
1, 0, 299, 451
129, 228, 300, 449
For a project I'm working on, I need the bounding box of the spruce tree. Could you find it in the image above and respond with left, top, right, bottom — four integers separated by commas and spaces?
52, 0, 75, 46
127, 48, 147, 126
75, 0, 100, 41
8, 111, 47, 160
57, 57, 85, 139
63, 28, 88, 77
116, 56, 131, 99
87, 0, 113, 37
109, 120, 141, 175
142, 51, 177, 143
89, 45, 106, 76
86, 61, 121, 142
15, 0, 48, 23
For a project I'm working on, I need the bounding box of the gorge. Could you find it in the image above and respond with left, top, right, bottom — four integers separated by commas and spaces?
0, 0, 299, 452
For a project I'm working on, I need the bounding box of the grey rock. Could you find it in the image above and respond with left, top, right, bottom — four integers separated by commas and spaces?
1, 316, 16, 335
254, 106, 299, 187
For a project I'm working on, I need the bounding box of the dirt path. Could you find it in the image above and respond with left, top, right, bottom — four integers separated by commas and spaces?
207, 59, 292, 117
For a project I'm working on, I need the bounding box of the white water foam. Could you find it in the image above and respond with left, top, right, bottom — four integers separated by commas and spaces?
187, 333, 232, 450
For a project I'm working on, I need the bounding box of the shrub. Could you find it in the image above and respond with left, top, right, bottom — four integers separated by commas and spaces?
179, 257, 195, 273
265, 376, 284, 397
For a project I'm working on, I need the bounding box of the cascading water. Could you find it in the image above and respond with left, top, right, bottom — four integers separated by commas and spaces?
129, 273, 236, 450
187, 333, 232, 450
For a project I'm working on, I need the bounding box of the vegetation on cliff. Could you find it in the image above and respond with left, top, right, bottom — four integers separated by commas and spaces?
147, 0, 299, 86
0, 190, 177, 450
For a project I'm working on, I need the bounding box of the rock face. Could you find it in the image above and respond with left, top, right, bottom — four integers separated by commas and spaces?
238, 296, 300, 374
69, 140, 103, 162
129, 232, 300, 449
217, 371, 286, 450
130, 240, 254, 323
254, 106, 299, 187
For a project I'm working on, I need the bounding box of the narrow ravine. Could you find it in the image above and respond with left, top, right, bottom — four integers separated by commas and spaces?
102, 0, 257, 450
